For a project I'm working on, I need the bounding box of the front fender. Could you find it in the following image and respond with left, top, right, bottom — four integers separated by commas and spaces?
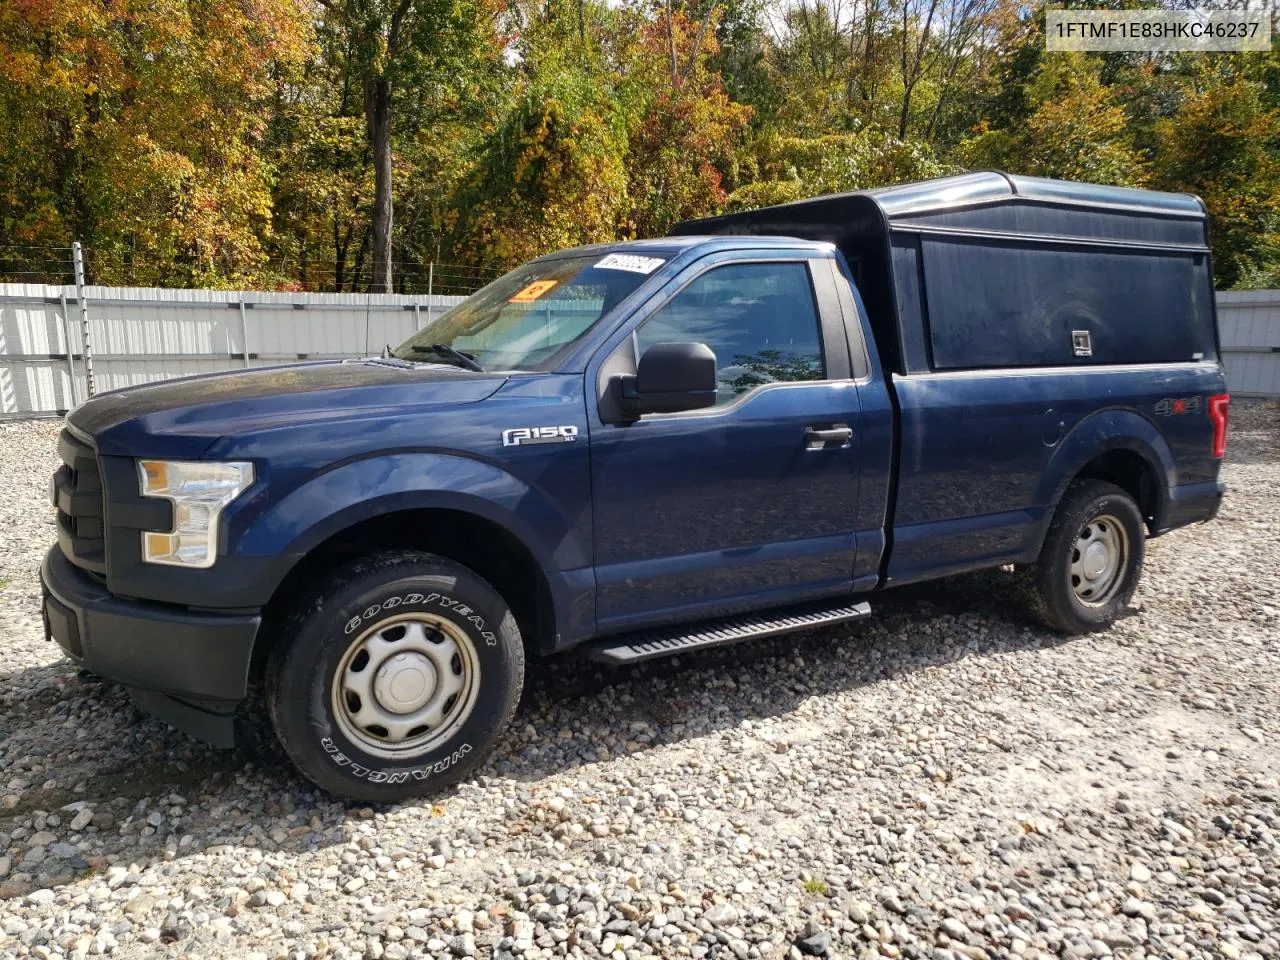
237, 452, 582, 574
1037, 407, 1175, 530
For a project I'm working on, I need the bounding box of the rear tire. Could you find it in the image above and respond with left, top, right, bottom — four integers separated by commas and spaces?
266, 551, 524, 803
1026, 480, 1145, 635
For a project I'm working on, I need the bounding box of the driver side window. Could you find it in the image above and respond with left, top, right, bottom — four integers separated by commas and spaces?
635, 261, 825, 406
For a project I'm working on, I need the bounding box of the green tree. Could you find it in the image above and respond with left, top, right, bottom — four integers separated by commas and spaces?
961, 51, 1145, 186
726, 129, 946, 211
313, 0, 504, 290
452, 70, 630, 268
1153, 71, 1280, 288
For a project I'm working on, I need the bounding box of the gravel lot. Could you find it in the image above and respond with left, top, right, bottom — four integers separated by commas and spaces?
0, 401, 1276, 960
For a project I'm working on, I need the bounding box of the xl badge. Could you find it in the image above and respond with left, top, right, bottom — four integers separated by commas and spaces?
502, 425, 579, 447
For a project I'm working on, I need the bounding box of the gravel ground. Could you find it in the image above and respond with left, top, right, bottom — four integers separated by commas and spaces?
0, 401, 1277, 960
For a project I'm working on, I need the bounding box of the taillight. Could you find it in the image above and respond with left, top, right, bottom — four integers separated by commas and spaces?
1208, 393, 1230, 458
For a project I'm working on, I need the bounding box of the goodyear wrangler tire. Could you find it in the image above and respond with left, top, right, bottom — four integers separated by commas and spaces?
1026, 480, 1145, 635
266, 551, 524, 802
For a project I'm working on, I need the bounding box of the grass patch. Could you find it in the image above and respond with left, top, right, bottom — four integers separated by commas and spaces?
802, 879, 829, 896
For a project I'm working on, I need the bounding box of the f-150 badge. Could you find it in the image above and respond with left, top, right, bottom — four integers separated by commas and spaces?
502, 426, 579, 447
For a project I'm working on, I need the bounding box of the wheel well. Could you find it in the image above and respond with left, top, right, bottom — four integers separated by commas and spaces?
1074, 449, 1161, 532
252, 509, 556, 680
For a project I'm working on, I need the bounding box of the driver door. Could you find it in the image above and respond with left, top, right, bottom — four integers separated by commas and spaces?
589, 255, 864, 632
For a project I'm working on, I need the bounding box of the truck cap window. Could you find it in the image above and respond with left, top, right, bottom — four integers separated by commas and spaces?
636, 261, 825, 407
391, 254, 659, 371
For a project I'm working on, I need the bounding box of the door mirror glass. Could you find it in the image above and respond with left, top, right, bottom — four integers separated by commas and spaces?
615, 342, 717, 416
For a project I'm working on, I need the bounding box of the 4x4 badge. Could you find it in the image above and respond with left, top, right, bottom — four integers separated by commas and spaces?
502, 426, 579, 447
1154, 397, 1202, 416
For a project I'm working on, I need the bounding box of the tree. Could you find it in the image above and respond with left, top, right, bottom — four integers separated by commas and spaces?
4, 0, 1277, 292
961, 51, 1146, 186
1153, 71, 1280, 288
699, 0, 779, 127
769, 0, 857, 136
726, 129, 946, 211
315, 0, 503, 291
451, 70, 631, 268
620, 3, 753, 236
0, 0, 310, 285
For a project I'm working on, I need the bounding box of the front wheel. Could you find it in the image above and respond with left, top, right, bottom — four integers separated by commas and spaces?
266, 551, 524, 802
1026, 479, 1146, 634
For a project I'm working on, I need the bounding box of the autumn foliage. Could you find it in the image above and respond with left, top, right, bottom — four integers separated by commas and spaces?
1, 0, 1277, 289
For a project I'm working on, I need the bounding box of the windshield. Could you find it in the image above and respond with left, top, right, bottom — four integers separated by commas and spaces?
391, 252, 666, 370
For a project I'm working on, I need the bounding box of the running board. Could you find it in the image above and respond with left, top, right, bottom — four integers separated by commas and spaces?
585, 599, 872, 665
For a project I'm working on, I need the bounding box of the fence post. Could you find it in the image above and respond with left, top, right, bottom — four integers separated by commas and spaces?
238, 299, 251, 368
72, 242, 95, 397
57, 290, 80, 409
427, 263, 434, 328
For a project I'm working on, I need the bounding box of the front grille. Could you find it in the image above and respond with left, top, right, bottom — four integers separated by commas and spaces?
54, 429, 107, 573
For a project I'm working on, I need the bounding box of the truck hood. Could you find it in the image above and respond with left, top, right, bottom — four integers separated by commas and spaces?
68, 360, 508, 458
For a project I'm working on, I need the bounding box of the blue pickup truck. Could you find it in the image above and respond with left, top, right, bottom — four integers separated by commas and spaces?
41, 172, 1229, 800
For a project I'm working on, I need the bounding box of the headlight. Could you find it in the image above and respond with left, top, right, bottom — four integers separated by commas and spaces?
137, 460, 254, 568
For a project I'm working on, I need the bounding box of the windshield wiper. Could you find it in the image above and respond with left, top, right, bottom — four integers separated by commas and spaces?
409, 343, 485, 372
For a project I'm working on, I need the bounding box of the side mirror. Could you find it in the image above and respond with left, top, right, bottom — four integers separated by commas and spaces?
614, 342, 717, 417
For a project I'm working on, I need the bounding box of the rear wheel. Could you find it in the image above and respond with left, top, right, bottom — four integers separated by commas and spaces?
1026, 480, 1145, 634
266, 551, 524, 802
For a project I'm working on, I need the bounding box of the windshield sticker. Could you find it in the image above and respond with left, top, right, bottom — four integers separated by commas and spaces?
509, 279, 559, 303
594, 253, 665, 275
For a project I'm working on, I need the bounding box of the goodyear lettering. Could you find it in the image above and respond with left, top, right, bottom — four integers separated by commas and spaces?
340, 591, 499, 644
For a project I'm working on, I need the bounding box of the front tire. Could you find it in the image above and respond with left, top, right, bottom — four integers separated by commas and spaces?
1026, 480, 1145, 635
266, 551, 524, 802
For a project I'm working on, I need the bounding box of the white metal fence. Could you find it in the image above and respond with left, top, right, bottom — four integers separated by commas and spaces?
0, 284, 466, 417
1218, 290, 1280, 398
2, 283, 1278, 417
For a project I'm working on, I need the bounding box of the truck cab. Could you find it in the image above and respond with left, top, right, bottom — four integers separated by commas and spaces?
41, 173, 1228, 800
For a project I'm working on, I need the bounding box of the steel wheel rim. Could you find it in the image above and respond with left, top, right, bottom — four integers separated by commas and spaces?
1069, 512, 1129, 607
331, 613, 480, 759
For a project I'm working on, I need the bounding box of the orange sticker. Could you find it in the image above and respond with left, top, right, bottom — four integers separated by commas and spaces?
509, 279, 558, 303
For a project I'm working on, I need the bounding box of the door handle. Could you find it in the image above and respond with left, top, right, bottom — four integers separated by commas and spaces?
804, 424, 853, 449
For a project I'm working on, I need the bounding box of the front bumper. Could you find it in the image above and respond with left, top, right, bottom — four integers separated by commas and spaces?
40, 546, 259, 747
